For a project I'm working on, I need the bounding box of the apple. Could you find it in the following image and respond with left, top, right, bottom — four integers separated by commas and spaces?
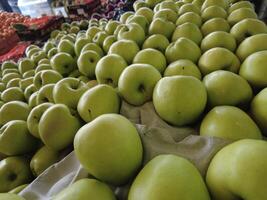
0, 120, 39, 156
200, 106, 262, 140
135, 7, 154, 23
31, 51, 47, 65
30, 146, 59, 177
26, 48, 41, 59
179, 3, 200, 15
35, 64, 52, 73
53, 178, 116, 200
61, 22, 71, 31
114, 24, 126, 37
74, 113, 142, 185
120, 11, 135, 23
206, 139, 267, 199
18, 58, 35, 75
79, 19, 89, 30
145, 0, 163, 8
236, 34, 267, 62
38, 58, 50, 65
95, 54, 128, 87
230, 18, 267, 44
198, 47, 240, 75
172, 22, 203, 45
228, 1, 254, 14
149, 18, 175, 39
69, 26, 80, 34
239, 50, 267, 88
158, 0, 177, 12
28, 92, 38, 109
93, 31, 109, 47
165, 37, 201, 64
6, 78, 21, 89
33, 70, 62, 90
133, 1, 149, 11
25, 45, 39, 56
53, 77, 92, 109
0, 83, 5, 92
0, 156, 32, 193
19, 77, 33, 91
105, 20, 121, 35
201, 18, 230, 36
201, 0, 229, 11
74, 37, 91, 56
2, 69, 19, 76
176, 12, 202, 27
86, 26, 101, 39
8, 184, 28, 194
142, 34, 170, 53
2, 73, 21, 85
1, 87, 25, 102
201, 5, 227, 22
1, 61, 17, 70
57, 39, 75, 57
164, 59, 202, 80
81, 43, 104, 57
51, 52, 76, 76
153, 8, 178, 23
0, 192, 25, 200
61, 35, 76, 43
201, 31, 236, 52
227, 8, 257, 26
103, 35, 117, 53
39, 104, 82, 151
36, 84, 55, 105
203, 70, 253, 107
127, 15, 150, 33
43, 41, 55, 53
27, 102, 54, 138
128, 154, 210, 200
47, 47, 58, 59
133, 48, 167, 74
50, 30, 60, 39
24, 84, 37, 101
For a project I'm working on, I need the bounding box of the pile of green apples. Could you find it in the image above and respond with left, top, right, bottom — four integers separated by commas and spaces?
1, 0, 267, 199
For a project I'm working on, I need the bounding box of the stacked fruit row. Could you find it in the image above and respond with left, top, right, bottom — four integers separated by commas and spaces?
1, 0, 267, 199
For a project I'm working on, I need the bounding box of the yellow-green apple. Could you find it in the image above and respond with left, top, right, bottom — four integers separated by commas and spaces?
27, 102, 54, 138
57, 40, 75, 57
52, 178, 116, 200
53, 77, 91, 109
198, 47, 240, 75
50, 52, 76, 76
128, 154, 210, 200
114, 24, 126, 37
93, 31, 108, 47
230, 19, 267, 44
201, 0, 229, 10
192, 0, 204, 8
179, 3, 200, 15
200, 106, 262, 140
164, 59, 202, 80
43, 41, 55, 54
103, 35, 117, 53
2, 73, 21, 85
74, 114, 143, 185
2, 69, 19, 76
28, 92, 38, 109
172, 22, 203, 45
149, 18, 175, 40
24, 84, 37, 101
86, 26, 101, 39
228, 1, 254, 14
6, 78, 21, 88
201, 5, 227, 22
133, 48, 167, 74
105, 20, 121, 35
206, 139, 267, 200
61, 22, 71, 31
118, 63, 161, 106
30, 146, 59, 177
77, 84, 120, 122
60, 35, 75, 43
25, 45, 39, 55
74, 37, 91, 56
33, 70, 62, 90
95, 54, 128, 87
69, 26, 80, 34
145, 0, 163, 8
1, 87, 25, 102
47, 47, 58, 59
203, 70, 253, 107
153, 76, 207, 126
201, 31, 236, 52
18, 58, 35, 75
50, 30, 60, 39
35, 64, 51, 73
165, 37, 201, 64
201, 17, 230, 36
0, 156, 32, 192
227, 8, 257, 26
0, 193, 26, 200
176, 12, 202, 27
8, 184, 28, 194
109, 39, 140, 64
135, 7, 154, 23
1, 61, 17, 70
81, 43, 104, 56
175, 1, 184, 8
239, 50, 267, 88
36, 84, 55, 105
153, 8, 178, 23
0, 83, 5, 92
39, 104, 82, 151
133, 0, 149, 11
79, 19, 89, 30
142, 34, 169, 53
26, 48, 40, 59
19, 77, 33, 91
120, 11, 135, 23
31, 51, 47, 65
127, 15, 149, 34
158, 1, 177, 12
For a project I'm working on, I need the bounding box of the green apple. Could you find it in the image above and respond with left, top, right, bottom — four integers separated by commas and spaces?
135, 7, 154, 23
0, 83, 5, 92
6, 78, 21, 89
1, 61, 17, 71
77, 50, 101, 78
227, 7, 257, 26
149, 18, 175, 39
31, 51, 47, 65
57, 39, 75, 56
236, 33, 267, 61
201, 17, 230, 36
192, 0, 204, 8
47, 47, 58, 59
201, 0, 229, 11
53, 77, 91, 108
153, 8, 178, 23
36, 84, 55, 105
105, 20, 121, 35
69, 26, 80, 34
127, 15, 150, 33
8, 184, 28, 194
230, 18, 267, 44
164, 59, 202, 80
109, 39, 140, 64
201, 31, 236, 52
18, 58, 35, 75
0, 193, 25, 200
95, 54, 127, 87
43, 41, 55, 53
61, 22, 71, 31
81, 43, 104, 57
142, 34, 169, 53
39, 104, 82, 151
113, 24, 126, 37
133, 0, 149, 11
118, 23, 145, 47
203, 70, 253, 107
93, 31, 108, 47
158, 1, 177, 12
33, 70, 62, 90
103, 35, 117, 53
25, 45, 39, 56
120, 11, 135, 23
176, 12, 202, 27
28, 92, 38, 109
145, 0, 163, 8
35, 64, 52, 73
198, 47, 240, 75
2, 69, 19, 76
50, 30, 60, 39
1, 87, 25, 102
201, 5, 227, 22
38, 58, 50, 65
133, 48, 167, 74
172, 22, 203, 45
60, 35, 75, 43
179, 3, 200, 15
77, 84, 120, 122
74, 37, 91, 56
0, 156, 32, 193
165, 37, 201, 64
206, 139, 267, 199
74, 113, 142, 185
26, 48, 41, 59
0, 120, 39, 156
52, 178, 116, 200
200, 106, 262, 140
27, 102, 54, 138
128, 154, 210, 200
51, 52, 76, 76
79, 20, 89, 30
239, 50, 267, 88
30, 146, 59, 177
19, 77, 33, 91
24, 84, 37, 101
0, 101, 30, 126
2, 73, 21, 85
86, 26, 101, 39
228, 1, 254, 14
